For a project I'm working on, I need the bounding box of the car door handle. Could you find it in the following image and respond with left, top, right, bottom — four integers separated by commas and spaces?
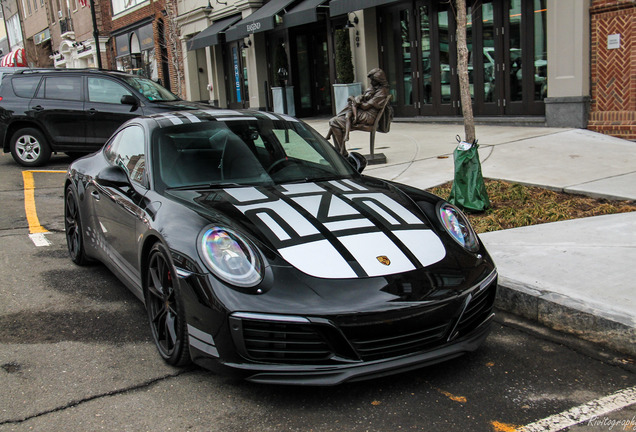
91, 191, 100, 201
32, 105, 44, 111
87, 108, 98, 115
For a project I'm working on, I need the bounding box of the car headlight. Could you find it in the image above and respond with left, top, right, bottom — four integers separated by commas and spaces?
199, 227, 263, 287
438, 203, 480, 252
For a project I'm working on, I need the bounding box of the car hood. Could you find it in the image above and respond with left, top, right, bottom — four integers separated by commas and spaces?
168, 177, 447, 279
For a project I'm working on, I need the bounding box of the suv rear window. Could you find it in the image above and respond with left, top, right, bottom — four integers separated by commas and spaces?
12, 76, 41, 98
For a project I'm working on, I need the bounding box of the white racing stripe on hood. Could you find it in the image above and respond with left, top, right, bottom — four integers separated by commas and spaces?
281, 183, 325, 195
225, 184, 447, 279
279, 240, 357, 279
225, 187, 268, 202
180, 111, 202, 124
236, 199, 319, 239
339, 232, 415, 276
394, 230, 446, 266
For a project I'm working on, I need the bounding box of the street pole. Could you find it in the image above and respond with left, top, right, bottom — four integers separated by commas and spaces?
89, 0, 102, 69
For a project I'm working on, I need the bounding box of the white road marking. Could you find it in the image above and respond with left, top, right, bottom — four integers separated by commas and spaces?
518, 386, 636, 432
29, 233, 52, 247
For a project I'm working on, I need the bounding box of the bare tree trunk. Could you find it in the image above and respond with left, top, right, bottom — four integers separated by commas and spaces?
455, 0, 476, 143
163, 0, 185, 97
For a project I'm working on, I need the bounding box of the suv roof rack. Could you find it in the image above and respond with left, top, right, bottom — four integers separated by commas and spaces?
16, 68, 123, 75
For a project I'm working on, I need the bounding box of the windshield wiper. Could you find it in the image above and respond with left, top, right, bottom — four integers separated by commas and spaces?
166, 182, 241, 190
281, 175, 345, 185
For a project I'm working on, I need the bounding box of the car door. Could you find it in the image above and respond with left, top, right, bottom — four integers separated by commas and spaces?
29, 74, 86, 147
90, 125, 148, 283
85, 76, 143, 147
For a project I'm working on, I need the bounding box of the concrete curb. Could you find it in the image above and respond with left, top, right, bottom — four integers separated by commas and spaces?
495, 276, 636, 357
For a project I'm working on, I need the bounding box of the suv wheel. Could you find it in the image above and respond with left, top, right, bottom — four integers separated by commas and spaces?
10, 128, 51, 167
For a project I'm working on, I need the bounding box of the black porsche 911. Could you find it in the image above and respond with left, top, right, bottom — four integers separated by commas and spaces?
64, 109, 497, 385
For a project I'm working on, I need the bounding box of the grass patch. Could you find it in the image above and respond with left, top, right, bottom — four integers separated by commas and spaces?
427, 179, 636, 234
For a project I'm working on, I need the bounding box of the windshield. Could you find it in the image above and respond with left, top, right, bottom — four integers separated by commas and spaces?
120, 75, 179, 102
152, 114, 358, 190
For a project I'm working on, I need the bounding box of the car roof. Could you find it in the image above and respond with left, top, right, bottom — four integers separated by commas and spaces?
144, 109, 296, 129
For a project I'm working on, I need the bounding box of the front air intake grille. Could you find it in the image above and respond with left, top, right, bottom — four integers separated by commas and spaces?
347, 321, 450, 361
338, 307, 453, 361
240, 320, 333, 363
456, 281, 497, 336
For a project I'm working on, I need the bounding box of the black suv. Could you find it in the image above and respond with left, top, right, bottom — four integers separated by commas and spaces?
0, 69, 211, 166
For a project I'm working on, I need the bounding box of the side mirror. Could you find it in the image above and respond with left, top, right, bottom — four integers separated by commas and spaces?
121, 94, 139, 108
96, 165, 130, 188
347, 152, 367, 174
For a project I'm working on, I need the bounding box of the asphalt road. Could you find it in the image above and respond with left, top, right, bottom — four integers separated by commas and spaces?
0, 151, 634, 432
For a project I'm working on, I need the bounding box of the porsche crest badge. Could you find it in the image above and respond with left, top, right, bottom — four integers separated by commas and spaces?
376, 256, 391, 266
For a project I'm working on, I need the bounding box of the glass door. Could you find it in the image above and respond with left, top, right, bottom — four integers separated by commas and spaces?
290, 27, 332, 117
473, 0, 505, 115
379, 4, 419, 117
501, 0, 547, 115
380, 1, 460, 116
435, 3, 459, 114
379, 0, 546, 117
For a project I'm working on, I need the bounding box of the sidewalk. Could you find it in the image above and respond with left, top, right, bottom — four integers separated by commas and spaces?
305, 118, 636, 356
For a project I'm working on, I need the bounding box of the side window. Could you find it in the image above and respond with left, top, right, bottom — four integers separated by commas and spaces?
88, 77, 132, 104
11, 76, 42, 98
104, 125, 146, 185
41, 76, 82, 101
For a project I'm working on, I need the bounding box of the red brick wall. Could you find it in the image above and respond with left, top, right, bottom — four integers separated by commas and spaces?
97, 0, 185, 97
588, 0, 636, 140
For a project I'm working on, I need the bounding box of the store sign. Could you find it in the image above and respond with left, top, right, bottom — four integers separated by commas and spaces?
233, 47, 241, 102
246, 22, 261, 33
607, 34, 620, 50
34, 28, 51, 45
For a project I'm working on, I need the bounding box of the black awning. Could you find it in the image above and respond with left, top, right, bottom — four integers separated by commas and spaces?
225, 0, 296, 42
187, 15, 242, 51
281, 0, 328, 28
329, 0, 398, 16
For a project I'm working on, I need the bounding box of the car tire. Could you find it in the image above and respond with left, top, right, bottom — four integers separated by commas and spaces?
145, 242, 191, 367
64, 185, 91, 266
10, 128, 52, 167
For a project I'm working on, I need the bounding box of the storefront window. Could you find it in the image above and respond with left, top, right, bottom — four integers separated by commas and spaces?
509, 0, 523, 102
400, 9, 412, 106
297, 35, 311, 110
482, 1, 495, 102
466, 5, 474, 101
534, 0, 547, 100
420, 6, 432, 104
383, 11, 398, 105
438, 9, 451, 103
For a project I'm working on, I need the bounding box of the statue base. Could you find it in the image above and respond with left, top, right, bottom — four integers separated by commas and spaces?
364, 153, 387, 165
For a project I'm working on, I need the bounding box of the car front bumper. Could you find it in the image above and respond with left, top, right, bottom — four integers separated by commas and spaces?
185, 269, 497, 385
220, 313, 493, 385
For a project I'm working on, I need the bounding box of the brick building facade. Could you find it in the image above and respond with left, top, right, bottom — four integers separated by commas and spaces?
588, 0, 636, 140
107, 0, 182, 95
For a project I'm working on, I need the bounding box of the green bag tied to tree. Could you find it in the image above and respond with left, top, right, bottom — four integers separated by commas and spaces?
448, 137, 490, 213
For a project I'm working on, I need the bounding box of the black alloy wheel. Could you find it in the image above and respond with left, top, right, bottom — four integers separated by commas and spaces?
145, 242, 190, 366
64, 186, 89, 266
